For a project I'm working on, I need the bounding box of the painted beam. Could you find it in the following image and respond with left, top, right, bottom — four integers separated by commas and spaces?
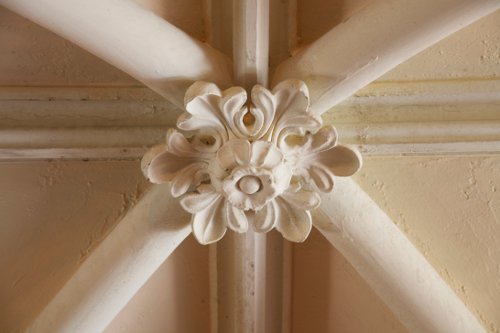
313, 178, 486, 333
0, 0, 233, 108
272, 0, 500, 115
27, 184, 191, 333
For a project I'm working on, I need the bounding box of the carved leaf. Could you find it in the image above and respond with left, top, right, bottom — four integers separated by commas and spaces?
141, 144, 166, 178
290, 126, 361, 192
170, 162, 208, 197
272, 79, 310, 121
315, 144, 363, 177
166, 129, 217, 158
269, 80, 322, 147
249, 85, 276, 139
281, 125, 337, 158
219, 87, 261, 139
143, 149, 198, 184
181, 81, 229, 143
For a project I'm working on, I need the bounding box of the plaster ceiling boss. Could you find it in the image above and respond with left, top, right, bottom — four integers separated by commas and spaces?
142, 79, 362, 244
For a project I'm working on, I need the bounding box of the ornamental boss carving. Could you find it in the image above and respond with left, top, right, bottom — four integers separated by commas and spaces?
142, 80, 362, 244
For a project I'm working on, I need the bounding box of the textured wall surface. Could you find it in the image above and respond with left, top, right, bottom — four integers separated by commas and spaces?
356, 156, 500, 333
0, 161, 148, 332
292, 228, 409, 333
104, 236, 211, 333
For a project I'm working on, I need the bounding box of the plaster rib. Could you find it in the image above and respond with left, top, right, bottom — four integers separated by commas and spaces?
26, 184, 191, 333
313, 178, 487, 333
272, 0, 500, 115
0, 0, 233, 108
214, 2, 292, 333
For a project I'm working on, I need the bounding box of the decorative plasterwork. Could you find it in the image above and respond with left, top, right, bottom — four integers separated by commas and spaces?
142, 80, 361, 244
2, 81, 500, 161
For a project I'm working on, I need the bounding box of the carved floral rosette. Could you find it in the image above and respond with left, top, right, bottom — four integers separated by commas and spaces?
141, 79, 362, 244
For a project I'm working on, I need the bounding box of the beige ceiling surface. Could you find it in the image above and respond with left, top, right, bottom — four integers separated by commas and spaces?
0, 1, 499, 332
357, 156, 500, 333
0, 161, 148, 332
1, 5, 499, 86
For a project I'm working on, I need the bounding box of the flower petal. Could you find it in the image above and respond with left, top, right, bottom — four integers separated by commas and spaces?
275, 197, 312, 242
307, 163, 335, 192
217, 139, 251, 170
191, 196, 227, 245
316, 144, 363, 177
180, 188, 221, 213
281, 189, 321, 210
170, 162, 209, 197
253, 201, 276, 233
225, 201, 248, 233
250, 141, 283, 168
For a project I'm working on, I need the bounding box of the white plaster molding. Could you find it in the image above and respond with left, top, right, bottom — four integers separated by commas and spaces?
27, 184, 191, 333
0, 0, 233, 108
233, 0, 269, 90
272, 0, 500, 115
213, 4, 293, 332
313, 177, 487, 333
1, 81, 499, 160
141, 80, 361, 245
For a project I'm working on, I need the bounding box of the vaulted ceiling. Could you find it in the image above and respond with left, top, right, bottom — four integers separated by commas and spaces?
0, 1, 499, 332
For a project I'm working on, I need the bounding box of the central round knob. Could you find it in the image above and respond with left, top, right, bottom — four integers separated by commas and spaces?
238, 176, 262, 195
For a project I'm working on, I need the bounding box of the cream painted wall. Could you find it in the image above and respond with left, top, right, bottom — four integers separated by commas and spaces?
356, 156, 500, 333
104, 236, 211, 333
0, 9, 135, 86
297, 1, 500, 81
292, 228, 409, 333
0, 161, 148, 332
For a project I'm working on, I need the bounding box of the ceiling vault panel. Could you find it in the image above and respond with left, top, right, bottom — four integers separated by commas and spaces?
0, 0, 499, 333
